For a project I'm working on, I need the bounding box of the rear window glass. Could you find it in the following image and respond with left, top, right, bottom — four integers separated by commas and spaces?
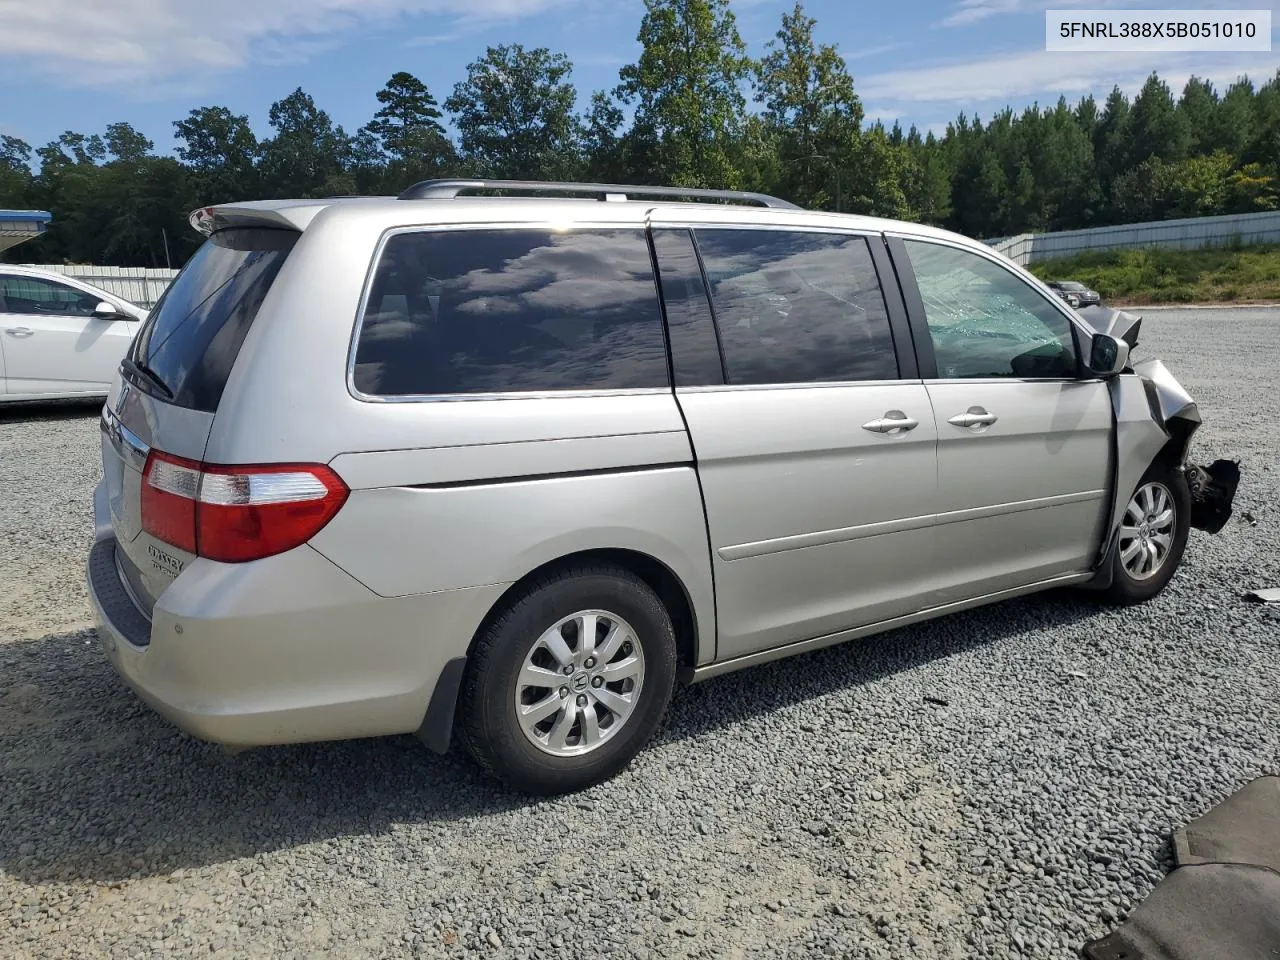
129, 228, 297, 412
352, 228, 669, 396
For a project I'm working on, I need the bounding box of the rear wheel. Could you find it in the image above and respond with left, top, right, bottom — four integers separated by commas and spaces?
1103, 463, 1191, 605
458, 564, 676, 795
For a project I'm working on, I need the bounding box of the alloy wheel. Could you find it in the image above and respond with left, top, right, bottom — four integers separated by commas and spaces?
514, 609, 646, 757
1119, 481, 1176, 581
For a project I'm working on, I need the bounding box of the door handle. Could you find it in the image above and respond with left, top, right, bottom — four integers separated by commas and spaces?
948, 407, 999, 429
5, 327, 33, 338
862, 411, 919, 435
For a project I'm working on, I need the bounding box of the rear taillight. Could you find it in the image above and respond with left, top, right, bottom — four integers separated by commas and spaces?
141, 452, 348, 563
196, 463, 349, 563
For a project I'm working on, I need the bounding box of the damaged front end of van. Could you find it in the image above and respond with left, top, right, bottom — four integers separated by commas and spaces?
1077, 305, 1241, 591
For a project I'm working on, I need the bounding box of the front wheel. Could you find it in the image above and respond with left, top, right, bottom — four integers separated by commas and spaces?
1103, 463, 1191, 605
457, 564, 677, 795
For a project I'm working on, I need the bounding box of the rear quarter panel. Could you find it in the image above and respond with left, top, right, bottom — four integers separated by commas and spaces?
310, 423, 716, 665
309, 460, 714, 660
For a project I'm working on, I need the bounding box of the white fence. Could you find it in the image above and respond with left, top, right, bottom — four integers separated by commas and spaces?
987, 209, 1280, 265
18, 264, 179, 308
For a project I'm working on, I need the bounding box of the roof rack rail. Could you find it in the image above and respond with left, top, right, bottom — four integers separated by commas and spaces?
396, 178, 800, 209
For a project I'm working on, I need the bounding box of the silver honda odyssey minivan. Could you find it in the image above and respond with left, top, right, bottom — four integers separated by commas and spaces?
87, 179, 1238, 794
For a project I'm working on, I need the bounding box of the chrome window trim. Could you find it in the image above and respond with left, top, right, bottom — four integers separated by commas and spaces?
356, 387, 674, 404
648, 219, 882, 239
650, 216, 880, 236
921, 377, 1106, 386
675, 378, 923, 394
345, 221, 670, 405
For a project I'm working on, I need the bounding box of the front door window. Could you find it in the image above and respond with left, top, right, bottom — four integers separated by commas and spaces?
901, 241, 1078, 379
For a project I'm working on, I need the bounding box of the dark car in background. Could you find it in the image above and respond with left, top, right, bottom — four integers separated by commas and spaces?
1046, 280, 1101, 308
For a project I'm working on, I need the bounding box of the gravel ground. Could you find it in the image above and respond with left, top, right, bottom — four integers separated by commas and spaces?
2, 308, 1278, 960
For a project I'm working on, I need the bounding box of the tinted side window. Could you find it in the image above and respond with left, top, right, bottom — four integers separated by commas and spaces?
0, 275, 99, 317
652, 228, 723, 386
353, 229, 669, 396
902, 240, 1078, 379
693, 229, 898, 386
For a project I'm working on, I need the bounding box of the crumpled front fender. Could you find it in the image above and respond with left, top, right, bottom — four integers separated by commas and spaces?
1099, 373, 1174, 564
1086, 353, 1236, 587
1131, 357, 1201, 428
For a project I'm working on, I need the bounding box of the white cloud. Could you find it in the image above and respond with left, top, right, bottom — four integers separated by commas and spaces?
859, 48, 1279, 105
406, 31, 466, 47
941, 0, 1029, 27
937, 0, 1278, 27
0, 0, 584, 87
843, 42, 907, 63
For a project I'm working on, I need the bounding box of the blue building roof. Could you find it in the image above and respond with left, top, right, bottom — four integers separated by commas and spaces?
0, 210, 53, 223
0, 210, 54, 252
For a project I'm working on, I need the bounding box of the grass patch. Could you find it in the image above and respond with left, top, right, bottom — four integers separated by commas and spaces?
1027, 243, 1280, 305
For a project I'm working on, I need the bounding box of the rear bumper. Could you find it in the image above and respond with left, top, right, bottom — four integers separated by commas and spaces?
86, 515, 507, 748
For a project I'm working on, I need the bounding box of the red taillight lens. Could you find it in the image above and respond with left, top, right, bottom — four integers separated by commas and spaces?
140, 453, 349, 564
196, 463, 349, 563
141, 451, 201, 554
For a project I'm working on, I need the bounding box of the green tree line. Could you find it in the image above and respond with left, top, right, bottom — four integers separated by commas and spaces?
2, 0, 1277, 268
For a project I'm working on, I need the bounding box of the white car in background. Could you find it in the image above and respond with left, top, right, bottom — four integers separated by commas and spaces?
0, 265, 148, 402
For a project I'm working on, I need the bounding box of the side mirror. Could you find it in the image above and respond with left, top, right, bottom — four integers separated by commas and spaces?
93, 300, 126, 319
1086, 333, 1130, 377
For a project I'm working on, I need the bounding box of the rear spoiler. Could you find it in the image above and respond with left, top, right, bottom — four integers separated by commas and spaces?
188, 201, 329, 236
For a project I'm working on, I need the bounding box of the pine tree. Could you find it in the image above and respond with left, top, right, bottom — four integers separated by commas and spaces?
617, 0, 751, 188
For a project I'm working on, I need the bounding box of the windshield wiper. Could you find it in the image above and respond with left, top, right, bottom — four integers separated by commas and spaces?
121, 357, 174, 400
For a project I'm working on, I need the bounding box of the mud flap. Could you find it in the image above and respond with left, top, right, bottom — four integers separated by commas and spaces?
1186, 459, 1241, 534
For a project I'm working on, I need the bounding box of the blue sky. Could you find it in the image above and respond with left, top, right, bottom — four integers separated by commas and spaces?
1, 0, 1276, 154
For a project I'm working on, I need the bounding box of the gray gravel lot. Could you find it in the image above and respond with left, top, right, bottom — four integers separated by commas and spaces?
2, 308, 1278, 960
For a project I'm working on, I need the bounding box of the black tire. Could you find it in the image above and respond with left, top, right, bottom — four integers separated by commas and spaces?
1103, 462, 1191, 605
457, 563, 677, 795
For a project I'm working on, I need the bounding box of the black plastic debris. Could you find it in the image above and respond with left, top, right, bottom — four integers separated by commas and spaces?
1081, 777, 1280, 959
1186, 459, 1241, 534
